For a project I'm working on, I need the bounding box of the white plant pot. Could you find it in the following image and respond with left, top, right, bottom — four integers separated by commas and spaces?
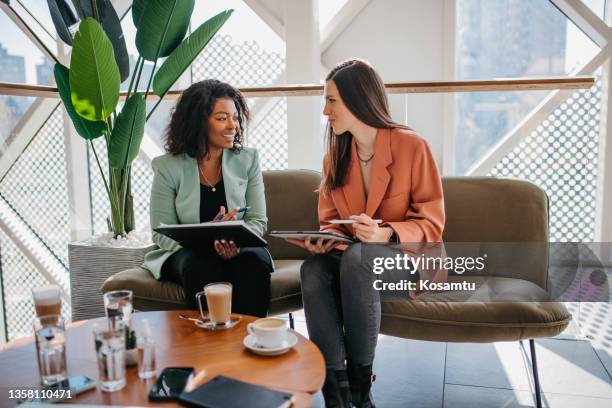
68, 238, 156, 321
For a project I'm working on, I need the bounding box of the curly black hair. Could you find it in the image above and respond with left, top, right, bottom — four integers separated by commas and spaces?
165, 79, 249, 160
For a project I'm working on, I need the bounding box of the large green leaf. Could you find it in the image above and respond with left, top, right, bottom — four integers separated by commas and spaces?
132, 0, 146, 30
134, 0, 195, 61
153, 10, 233, 97
46, 0, 78, 45
108, 93, 145, 168
54, 64, 106, 140
78, 0, 129, 82
70, 18, 120, 121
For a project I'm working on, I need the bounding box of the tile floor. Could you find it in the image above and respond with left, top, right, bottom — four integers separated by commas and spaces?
286, 298, 612, 408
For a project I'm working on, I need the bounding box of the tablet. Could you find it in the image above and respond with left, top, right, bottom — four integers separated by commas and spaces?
269, 231, 356, 244
155, 221, 267, 248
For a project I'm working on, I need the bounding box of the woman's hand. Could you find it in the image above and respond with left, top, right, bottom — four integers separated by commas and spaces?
212, 206, 238, 222
212, 206, 240, 259
350, 214, 394, 242
214, 239, 240, 260
286, 237, 340, 255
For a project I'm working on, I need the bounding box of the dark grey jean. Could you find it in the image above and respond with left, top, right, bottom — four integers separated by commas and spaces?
300, 243, 417, 370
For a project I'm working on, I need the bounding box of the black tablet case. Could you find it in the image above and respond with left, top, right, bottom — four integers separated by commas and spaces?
154, 221, 267, 248
178, 375, 293, 408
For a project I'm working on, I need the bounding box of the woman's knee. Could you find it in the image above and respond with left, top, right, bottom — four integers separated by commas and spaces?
339, 243, 365, 274
300, 255, 336, 296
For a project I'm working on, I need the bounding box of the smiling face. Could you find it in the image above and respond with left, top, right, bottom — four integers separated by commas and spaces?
323, 80, 359, 135
207, 97, 239, 150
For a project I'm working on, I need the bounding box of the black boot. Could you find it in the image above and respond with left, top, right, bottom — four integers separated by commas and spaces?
347, 363, 376, 408
322, 369, 351, 408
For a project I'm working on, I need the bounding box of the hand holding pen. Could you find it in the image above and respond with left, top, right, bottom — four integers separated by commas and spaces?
212, 206, 250, 221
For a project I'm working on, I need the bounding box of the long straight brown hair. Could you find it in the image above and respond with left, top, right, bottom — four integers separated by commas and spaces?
322, 59, 408, 193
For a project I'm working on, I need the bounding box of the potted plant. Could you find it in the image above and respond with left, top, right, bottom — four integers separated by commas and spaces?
43, 0, 233, 320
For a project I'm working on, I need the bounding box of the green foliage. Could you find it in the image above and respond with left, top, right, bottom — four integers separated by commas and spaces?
134, 0, 195, 61
46, 0, 78, 45
54, 64, 106, 140
51, 1, 232, 237
69, 18, 120, 121
77, 0, 130, 81
109, 93, 146, 168
126, 326, 137, 350
153, 10, 233, 98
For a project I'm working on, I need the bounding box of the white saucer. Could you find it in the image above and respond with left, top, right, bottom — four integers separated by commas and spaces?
243, 332, 298, 356
194, 314, 242, 330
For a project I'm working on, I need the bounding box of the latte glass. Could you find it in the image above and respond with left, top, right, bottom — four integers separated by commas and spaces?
196, 283, 232, 326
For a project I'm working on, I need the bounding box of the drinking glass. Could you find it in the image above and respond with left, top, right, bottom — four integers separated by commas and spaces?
103, 290, 133, 329
93, 320, 126, 392
34, 315, 67, 386
196, 282, 232, 326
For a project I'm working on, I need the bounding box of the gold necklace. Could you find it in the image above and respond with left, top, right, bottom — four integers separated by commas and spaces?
199, 161, 222, 192
357, 151, 375, 166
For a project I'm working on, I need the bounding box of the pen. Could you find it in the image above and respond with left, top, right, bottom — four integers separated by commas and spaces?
328, 219, 383, 224
213, 206, 250, 221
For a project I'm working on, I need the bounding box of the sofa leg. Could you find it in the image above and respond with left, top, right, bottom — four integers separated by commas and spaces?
289, 312, 295, 329
529, 339, 542, 408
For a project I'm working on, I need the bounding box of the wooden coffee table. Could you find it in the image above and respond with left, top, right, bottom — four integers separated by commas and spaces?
0, 311, 325, 407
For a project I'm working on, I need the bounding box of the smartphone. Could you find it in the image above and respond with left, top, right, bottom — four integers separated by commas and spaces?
27, 375, 96, 403
148, 367, 195, 401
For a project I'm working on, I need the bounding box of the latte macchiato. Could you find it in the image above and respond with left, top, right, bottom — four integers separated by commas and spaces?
32, 285, 61, 319
203, 283, 232, 325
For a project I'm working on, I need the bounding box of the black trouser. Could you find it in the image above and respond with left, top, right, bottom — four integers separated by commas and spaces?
161, 247, 273, 317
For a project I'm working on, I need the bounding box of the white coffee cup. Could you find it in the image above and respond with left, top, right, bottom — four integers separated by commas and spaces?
247, 318, 288, 349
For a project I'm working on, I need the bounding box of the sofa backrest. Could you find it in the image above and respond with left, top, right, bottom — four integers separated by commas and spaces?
441, 177, 548, 242
263, 172, 549, 287
263, 170, 320, 260
442, 177, 549, 287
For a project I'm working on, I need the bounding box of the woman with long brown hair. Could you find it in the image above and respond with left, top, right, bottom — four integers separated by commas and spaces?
286, 59, 445, 407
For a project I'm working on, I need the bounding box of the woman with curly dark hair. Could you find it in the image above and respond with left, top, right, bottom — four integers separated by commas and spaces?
142, 79, 272, 317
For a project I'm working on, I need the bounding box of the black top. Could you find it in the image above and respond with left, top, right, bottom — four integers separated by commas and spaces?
200, 180, 227, 222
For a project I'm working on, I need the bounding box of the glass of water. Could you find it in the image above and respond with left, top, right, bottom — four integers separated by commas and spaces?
34, 315, 67, 386
93, 320, 126, 392
103, 290, 133, 329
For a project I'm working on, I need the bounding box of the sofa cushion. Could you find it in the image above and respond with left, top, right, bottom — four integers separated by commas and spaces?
380, 276, 571, 342
102, 260, 304, 316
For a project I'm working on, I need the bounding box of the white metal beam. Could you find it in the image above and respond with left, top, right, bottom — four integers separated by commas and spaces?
285, 0, 322, 170
595, 58, 612, 243
550, 0, 611, 48
321, 0, 371, 52
466, 43, 612, 176
63, 108, 93, 242
0, 3, 60, 64
595, 2, 612, 252
0, 200, 70, 304
0, 250, 5, 344
441, 0, 456, 175
138, 130, 164, 167
243, 0, 285, 39
0, 98, 61, 182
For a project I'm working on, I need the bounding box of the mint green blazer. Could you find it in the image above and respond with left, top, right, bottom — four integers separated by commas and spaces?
142, 148, 268, 279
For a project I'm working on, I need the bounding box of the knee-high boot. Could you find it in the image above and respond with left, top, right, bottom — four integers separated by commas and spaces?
322, 369, 351, 408
347, 362, 376, 408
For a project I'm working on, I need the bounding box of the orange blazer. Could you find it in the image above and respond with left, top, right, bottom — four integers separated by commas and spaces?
319, 128, 445, 242
319, 128, 447, 293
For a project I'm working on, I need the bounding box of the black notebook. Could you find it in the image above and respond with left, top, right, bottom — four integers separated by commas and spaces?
178, 375, 294, 408
154, 220, 267, 248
